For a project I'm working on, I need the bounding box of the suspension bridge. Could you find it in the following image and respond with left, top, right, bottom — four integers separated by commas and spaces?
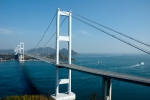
14, 8, 150, 100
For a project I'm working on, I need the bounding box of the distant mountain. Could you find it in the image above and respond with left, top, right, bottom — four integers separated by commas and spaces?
59, 48, 79, 56
0, 49, 14, 54
45, 53, 75, 61
27, 47, 79, 56
27, 47, 55, 55
0, 47, 79, 56
45, 53, 68, 60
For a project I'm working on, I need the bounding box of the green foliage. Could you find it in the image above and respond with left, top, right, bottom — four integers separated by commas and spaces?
1, 95, 54, 100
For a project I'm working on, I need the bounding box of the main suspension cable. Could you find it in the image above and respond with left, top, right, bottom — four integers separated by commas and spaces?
73, 12, 150, 48
43, 16, 67, 47
34, 12, 57, 49
73, 16, 150, 55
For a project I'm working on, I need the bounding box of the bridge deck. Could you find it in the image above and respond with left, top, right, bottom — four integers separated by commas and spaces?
57, 64, 150, 87
25, 53, 150, 87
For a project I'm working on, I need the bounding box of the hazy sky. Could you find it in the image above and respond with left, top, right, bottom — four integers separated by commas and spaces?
0, 0, 150, 54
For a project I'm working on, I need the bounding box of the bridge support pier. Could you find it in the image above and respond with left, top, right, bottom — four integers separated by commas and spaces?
52, 67, 75, 100
102, 77, 112, 100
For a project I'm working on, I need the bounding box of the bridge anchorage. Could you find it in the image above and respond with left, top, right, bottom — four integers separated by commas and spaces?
14, 42, 24, 62
51, 8, 76, 100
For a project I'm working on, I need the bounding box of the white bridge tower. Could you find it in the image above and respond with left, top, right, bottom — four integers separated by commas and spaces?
19, 42, 24, 62
52, 8, 75, 100
15, 42, 24, 62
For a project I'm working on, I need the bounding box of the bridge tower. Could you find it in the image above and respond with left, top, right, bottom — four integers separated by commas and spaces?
19, 42, 24, 62
102, 77, 112, 100
14, 46, 18, 55
51, 8, 75, 100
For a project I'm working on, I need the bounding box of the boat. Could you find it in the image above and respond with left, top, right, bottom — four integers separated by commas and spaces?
98, 60, 102, 64
140, 62, 144, 66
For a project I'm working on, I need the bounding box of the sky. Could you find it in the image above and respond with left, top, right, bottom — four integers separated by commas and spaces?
0, 0, 150, 54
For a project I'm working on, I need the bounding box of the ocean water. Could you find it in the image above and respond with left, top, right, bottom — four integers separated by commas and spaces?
0, 54, 150, 100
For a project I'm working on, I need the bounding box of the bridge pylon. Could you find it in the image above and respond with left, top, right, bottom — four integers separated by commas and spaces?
15, 42, 24, 62
14, 46, 18, 55
102, 77, 112, 100
19, 42, 24, 62
51, 8, 75, 100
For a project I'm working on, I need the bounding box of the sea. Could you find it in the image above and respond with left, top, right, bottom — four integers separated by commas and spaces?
0, 54, 150, 100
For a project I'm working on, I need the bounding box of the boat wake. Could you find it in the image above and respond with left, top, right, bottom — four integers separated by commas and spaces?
128, 64, 140, 68
123, 62, 144, 68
